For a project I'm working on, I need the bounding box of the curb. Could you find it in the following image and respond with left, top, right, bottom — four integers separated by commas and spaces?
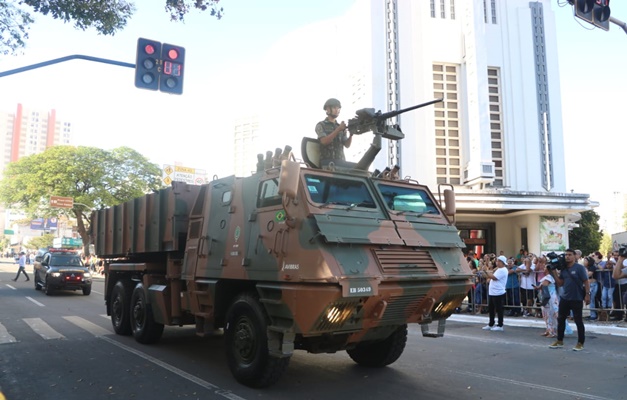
448, 314, 627, 337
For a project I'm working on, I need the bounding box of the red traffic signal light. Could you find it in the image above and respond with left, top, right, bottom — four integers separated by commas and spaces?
160, 43, 185, 94
135, 38, 161, 91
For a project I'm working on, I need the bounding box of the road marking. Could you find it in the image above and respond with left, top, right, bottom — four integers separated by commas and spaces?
63, 316, 110, 337
99, 336, 248, 400
100, 314, 109, 319
23, 318, 65, 340
450, 370, 613, 400
5, 284, 17, 290
92, 289, 103, 295
0, 323, 17, 344
26, 296, 45, 307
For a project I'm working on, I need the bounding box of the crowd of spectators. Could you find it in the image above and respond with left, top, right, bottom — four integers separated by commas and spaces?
461, 248, 627, 324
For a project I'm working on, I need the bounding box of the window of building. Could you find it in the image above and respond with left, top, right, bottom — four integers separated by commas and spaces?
430, 0, 436, 18
491, 0, 497, 24
440, 0, 445, 18
432, 63, 461, 185
450, 0, 455, 20
487, 67, 505, 187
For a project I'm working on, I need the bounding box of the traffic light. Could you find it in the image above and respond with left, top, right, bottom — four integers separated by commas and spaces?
573, 0, 610, 31
160, 43, 185, 94
135, 38, 162, 91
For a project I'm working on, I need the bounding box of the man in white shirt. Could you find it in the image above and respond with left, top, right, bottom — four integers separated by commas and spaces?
481, 255, 509, 331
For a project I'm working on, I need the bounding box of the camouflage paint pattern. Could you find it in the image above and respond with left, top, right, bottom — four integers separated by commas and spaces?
93, 165, 472, 355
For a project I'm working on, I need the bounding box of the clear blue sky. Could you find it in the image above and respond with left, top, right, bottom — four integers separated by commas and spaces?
0, 0, 625, 224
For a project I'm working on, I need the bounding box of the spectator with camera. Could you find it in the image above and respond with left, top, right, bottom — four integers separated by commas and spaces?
548, 249, 590, 351
505, 257, 522, 316
481, 255, 509, 331
598, 255, 616, 320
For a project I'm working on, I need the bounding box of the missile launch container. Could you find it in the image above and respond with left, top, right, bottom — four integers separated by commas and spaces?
91, 149, 472, 388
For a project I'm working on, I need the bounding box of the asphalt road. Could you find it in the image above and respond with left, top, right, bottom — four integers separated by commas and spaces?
1, 262, 625, 400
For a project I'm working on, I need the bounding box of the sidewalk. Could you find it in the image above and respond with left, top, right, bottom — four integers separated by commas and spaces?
448, 312, 627, 337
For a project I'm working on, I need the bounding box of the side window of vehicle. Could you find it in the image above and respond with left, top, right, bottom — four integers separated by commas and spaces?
257, 179, 282, 208
43, 254, 51, 265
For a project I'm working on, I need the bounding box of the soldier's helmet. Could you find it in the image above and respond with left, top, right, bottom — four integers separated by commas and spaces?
323, 98, 341, 110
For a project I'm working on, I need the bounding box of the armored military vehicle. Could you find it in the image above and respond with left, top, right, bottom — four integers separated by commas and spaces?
91, 102, 472, 388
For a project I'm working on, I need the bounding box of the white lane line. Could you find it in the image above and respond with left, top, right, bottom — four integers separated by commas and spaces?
25, 296, 45, 307
5, 285, 17, 290
92, 290, 103, 295
23, 318, 65, 340
100, 314, 109, 319
0, 322, 17, 344
63, 316, 110, 337
450, 370, 613, 400
99, 336, 248, 400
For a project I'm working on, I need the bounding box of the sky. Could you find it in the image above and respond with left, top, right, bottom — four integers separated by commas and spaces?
0, 0, 626, 227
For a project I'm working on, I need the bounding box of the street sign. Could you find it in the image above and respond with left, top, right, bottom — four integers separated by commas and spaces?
162, 165, 208, 185
50, 196, 74, 208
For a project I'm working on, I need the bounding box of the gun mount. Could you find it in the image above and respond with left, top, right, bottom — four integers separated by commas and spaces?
347, 98, 443, 140
347, 98, 443, 171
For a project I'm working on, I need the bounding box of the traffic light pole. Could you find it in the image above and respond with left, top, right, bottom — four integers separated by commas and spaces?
610, 16, 627, 35
0, 55, 134, 78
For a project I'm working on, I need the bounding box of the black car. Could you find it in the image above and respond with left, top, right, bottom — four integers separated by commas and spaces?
33, 249, 92, 295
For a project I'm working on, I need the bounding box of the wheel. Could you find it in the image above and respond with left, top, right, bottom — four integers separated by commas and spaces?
224, 293, 290, 388
82, 285, 91, 296
111, 280, 133, 335
130, 283, 164, 344
347, 324, 408, 367
43, 277, 54, 296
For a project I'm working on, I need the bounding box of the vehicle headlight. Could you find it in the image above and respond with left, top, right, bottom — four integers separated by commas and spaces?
83, 273, 92, 278
51, 272, 61, 277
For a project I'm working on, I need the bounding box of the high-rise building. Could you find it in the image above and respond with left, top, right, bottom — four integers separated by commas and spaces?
233, 115, 261, 177
0, 103, 74, 239
0, 103, 73, 172
365, 0, 595, 255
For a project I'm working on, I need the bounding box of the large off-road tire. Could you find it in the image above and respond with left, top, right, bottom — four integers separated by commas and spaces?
224, 293, 290, 388
130, 283, 164, 344
347, 324, 408, 367
111, 280, 133, 335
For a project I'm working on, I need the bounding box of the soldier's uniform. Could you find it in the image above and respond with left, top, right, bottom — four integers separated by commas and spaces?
315, 119, 348, 164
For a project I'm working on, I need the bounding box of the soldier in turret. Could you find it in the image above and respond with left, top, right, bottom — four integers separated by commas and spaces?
315, 98, 353, 168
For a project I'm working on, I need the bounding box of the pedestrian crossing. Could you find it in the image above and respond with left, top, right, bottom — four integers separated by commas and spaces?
0, 314, 111, 345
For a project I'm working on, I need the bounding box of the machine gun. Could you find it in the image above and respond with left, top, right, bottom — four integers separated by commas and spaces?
348, 98, 443, 171
347, 98, 443, 140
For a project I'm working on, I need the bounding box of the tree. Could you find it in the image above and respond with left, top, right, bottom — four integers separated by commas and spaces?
0, 0, 223, 55
26, 233, 55, 251
568, 209, 603, 256
599, 231, 612, 256
0, 146, 164, 255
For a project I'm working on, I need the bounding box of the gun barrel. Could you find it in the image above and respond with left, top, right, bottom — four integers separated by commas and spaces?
378, 98, 443, 120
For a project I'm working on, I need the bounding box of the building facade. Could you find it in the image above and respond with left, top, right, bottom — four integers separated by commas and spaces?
365, 0, 594, 256
0, 103, 74, 240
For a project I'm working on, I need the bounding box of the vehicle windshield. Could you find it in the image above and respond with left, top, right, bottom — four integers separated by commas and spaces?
376, 183, 440, 215
50, 255, 83, 267
305, 175, 377, 209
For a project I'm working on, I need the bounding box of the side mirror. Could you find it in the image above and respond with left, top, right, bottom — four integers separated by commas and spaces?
278, 159, 301, 200
443, 189, 456, 217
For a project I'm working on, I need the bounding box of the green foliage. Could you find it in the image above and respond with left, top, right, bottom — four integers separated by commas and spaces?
0, 145, 164, 253
599, 231, 612, 256
26, 233, 55, 250
0, 0, 222, 55
568, 210, 603, 256
0, 0, 34, 55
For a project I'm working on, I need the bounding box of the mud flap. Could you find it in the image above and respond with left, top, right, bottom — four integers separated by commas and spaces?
267, 327, 295, 358
420, 319, 446, 338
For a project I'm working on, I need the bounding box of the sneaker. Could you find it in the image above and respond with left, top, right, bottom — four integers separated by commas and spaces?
482, 325, 493, 330
549, 340, 564, 349
573, 343, 584, 351
490, 326, 504, 331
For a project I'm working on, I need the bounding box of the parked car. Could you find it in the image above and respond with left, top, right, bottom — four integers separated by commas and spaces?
33, 248, 92, 295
